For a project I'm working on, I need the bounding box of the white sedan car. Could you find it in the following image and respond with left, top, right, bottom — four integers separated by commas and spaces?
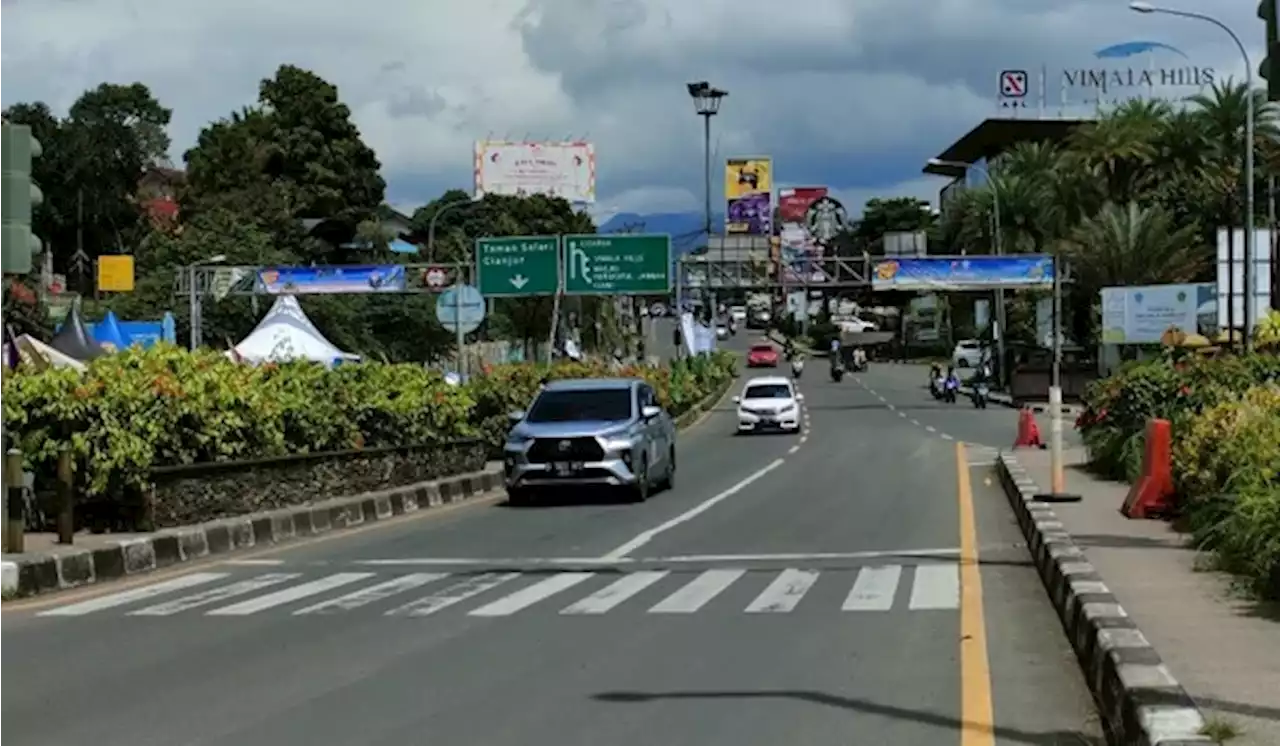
734, 376, 804, 434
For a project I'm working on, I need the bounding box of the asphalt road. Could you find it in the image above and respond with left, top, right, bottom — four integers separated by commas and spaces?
2, 344, 1102, 746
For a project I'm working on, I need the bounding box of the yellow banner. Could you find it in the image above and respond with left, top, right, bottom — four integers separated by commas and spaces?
724, 157, 772, 199
97, 255, 135, 292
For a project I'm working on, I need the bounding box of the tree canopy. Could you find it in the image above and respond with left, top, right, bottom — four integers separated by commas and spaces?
862, 80, 1278, 345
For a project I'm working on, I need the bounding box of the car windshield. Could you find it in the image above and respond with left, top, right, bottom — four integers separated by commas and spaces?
744, 384, 791, 399
526, 389, 633, 423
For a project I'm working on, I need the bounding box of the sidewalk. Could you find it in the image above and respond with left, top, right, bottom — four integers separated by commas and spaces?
1016, 446, 1280, 745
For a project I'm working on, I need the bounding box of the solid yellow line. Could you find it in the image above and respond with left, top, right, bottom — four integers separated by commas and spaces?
956, 441, 996, 746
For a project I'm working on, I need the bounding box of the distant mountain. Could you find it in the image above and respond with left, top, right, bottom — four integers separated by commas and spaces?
597, 211, 725, 254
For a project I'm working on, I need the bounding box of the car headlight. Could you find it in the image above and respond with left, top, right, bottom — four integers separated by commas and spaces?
779, 403, 796, 413
601, 437, 638, 453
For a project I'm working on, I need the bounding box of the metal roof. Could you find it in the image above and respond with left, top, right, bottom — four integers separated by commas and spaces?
923, 117, 1088, 176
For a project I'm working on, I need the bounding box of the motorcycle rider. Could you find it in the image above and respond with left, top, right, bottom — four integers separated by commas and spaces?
929, 362, 944, 395
852, 346, 867, 370
790, 352, 805, 378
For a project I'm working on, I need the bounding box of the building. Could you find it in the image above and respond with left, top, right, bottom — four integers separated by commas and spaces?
923, 118, 1087, 214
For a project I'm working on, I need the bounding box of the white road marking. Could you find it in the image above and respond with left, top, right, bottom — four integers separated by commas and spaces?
355, 557, 628, 567
206, 573, 374, 616
224, 559, 286, 566
650, 548, 961, 563
649, 569, 745, 613
745, 569, 819, 613
38, 572, 231, 617
350, 548, 961, 567
788, 444, 801, 454
130, 574, 300, 616
910, 419, 921, 426
468, 572, 595, 617
899, 412, 908, 418
925, 425, 937, 433
601, 458, 786, 559
908, 564, 960, 610
843, 565, 901, 611
560, 571, 668, 615
388, 572, 520, 616
941, 433, 955, 440
887, 404, 896, 411
294, 573, 447, 615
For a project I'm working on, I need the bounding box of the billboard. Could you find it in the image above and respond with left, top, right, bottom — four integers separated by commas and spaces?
724, 157, 772, 235
1101, 283, 1216, 344
256, 266, 407, 294
474, 141, 596, 203
872, 256, 1055, 291
776, 187, 828, 283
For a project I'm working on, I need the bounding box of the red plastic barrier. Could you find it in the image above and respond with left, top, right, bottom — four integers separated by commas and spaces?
1121, 418, 1175, 519
1013, 407, 1044, 448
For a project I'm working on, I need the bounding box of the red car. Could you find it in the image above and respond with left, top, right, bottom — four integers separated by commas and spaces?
746, 344, 780, 368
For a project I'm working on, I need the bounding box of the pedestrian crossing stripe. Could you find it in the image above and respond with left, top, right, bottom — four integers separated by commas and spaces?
36, 564, 961, 619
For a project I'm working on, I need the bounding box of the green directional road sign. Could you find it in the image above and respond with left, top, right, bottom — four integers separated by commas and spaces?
475, 236, 560, 297
562, 234, 671, 296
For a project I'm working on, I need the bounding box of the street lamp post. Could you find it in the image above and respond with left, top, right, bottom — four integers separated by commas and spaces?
928, 158, 1007, 385
1131, 1, 1255, 350
187, 254, 227, 351
688, 81, 727, 353
427, 198, 480, 375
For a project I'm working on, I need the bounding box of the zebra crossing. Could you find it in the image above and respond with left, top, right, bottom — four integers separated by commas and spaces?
35, 562, 961, 620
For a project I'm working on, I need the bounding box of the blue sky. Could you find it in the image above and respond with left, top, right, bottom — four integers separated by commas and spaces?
0, 0, 1264, 222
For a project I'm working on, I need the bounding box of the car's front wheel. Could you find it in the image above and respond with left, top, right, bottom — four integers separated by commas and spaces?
507, 488, 534, 507
627, 455, 650, 503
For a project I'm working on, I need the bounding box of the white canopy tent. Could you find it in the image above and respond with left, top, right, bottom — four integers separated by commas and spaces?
230, 295, 360, 366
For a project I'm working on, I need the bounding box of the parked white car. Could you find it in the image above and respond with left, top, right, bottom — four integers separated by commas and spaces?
952, 339, 989, 368
734, 376, 803, 434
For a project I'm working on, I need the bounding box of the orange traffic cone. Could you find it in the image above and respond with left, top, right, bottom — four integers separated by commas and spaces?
1013, 407, 1045, 449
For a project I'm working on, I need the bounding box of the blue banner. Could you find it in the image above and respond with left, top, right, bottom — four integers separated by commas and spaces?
256, 265, 406, 294
872, 255, 1055, 290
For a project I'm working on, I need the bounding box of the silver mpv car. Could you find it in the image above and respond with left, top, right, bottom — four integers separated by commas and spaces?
502, 378, 677, 505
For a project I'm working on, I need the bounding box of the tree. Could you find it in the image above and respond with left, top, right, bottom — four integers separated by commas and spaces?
2, 83, 171, 275
182, 65, 385, 262
832, 197, 935, 257
934, 81, 1279, 345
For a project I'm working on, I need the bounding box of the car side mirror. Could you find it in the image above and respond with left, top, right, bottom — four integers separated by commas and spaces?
641, 405, 662, 420
795, 393, 804, 401
507, 410, 526, 424
731, 396, 741, 404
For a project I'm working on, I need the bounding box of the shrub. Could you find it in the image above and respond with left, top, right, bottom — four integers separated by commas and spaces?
2, 344, 476, 500
1077, 353, 1280, 480
1172, 384, 1280, 596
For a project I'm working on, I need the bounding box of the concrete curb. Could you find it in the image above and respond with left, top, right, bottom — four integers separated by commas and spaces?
995, 451, 1211, 745
0, 466, 504, 599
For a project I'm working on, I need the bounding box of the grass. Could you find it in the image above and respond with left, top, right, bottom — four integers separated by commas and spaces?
1200, 715, 1241, 743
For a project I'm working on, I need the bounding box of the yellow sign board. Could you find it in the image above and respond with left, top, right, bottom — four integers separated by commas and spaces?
724, 157, 772, 199
97, 255, 135, 292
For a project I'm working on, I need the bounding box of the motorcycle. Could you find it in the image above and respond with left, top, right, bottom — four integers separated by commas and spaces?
830, 363, 845, 382
791, 359, 805, 379
930, 374, 945, 399
943, 375, 959, 404
972, 381, 989, 409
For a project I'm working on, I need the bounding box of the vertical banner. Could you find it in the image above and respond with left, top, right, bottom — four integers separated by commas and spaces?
724, 157, 773, 235
776, 186, 827, 283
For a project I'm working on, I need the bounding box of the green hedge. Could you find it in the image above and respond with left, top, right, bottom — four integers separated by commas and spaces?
1, 345, 738, 505
1076, 352, 1280, 597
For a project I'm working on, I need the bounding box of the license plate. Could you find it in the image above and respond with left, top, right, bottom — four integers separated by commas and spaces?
552, 462, 583, 476
760, 416, 776, 424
